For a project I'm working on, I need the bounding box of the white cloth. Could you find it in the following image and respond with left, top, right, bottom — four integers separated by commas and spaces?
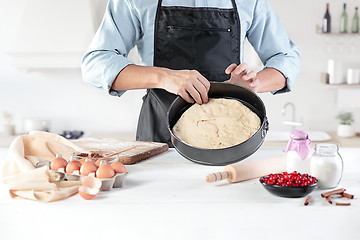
1, 132, 86, 202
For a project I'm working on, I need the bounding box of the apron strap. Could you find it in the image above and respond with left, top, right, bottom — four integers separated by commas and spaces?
157, 0, 238, 9
230, 0, 238, 10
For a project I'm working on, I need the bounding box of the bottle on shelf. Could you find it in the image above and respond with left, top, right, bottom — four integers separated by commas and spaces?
340, 3, 348, 33
322, 3, 331, 33
351, 7, 359, 33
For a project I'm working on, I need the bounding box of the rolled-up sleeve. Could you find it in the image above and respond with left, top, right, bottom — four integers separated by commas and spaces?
81, 0, 141, 97
247, 0, 301, 94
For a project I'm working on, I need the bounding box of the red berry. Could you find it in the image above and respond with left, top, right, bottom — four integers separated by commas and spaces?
262, 171, 317, 187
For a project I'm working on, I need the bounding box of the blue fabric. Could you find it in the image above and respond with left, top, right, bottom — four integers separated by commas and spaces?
81, 0, 301, 96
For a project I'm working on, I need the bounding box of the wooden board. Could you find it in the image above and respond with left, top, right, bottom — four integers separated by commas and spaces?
73, 138, 169, 164
114, 141, 168, 164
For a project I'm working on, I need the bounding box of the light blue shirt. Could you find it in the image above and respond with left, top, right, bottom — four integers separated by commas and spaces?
81, 0, 301, 96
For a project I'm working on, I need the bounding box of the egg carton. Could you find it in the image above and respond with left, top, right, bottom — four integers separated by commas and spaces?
96, 173, 126, 191
50, 168, 127, 191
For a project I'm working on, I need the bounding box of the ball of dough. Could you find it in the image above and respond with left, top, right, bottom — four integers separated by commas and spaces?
172, 98, 261, 149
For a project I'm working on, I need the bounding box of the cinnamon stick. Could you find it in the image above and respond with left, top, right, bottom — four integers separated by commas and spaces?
321, 188, 346, 198
304, 196, 312, 206
325, 196, 333, 204
341, 192, 354, 199
335, 202, 351, 206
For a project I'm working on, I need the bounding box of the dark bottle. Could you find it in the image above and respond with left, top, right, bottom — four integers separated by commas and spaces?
322, 3, 331, 33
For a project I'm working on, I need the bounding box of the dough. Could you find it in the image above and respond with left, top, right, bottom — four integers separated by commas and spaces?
172, 98, 261, 149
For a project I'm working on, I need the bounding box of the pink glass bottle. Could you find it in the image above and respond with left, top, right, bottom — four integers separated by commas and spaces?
285, 130, 312, 174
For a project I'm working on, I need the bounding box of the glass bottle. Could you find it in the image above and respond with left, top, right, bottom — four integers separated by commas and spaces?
285, 130, 312, 174
310, 144, 343, 189
322, 3, 331, 33
351, 7, 359, 33
340, 3, 348, 33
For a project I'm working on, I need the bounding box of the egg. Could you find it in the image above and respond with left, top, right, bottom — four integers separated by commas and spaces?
80, 157, 93, 165
80, 159, 97, 176
50, 153, 68, 171
79, 176, 102, 200
79, 186, 99, 200
66, 159, 81, 174
96, 160, 115, 179
111, 161, 127, 174
83, 175, 102, 189
95, 158, 108, 167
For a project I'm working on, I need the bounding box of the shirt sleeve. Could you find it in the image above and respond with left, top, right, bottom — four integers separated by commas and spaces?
246, 0, 301, 94
81, 0, 141, 97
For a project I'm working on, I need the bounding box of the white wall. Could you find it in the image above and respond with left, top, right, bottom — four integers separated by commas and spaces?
0, 0, 359, 137
0, 0, 144, 135
254, 0, 360, 132
0, 52, 144, 135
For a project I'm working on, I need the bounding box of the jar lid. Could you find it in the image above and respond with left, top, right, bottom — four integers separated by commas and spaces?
315, 143, 339, 155
290, 130, 308, 140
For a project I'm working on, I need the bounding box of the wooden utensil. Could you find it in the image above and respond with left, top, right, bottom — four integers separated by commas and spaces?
103, 145, 137, 157
206, 155, 286, 183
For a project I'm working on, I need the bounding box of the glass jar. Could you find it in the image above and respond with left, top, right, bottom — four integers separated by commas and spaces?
285, 130, 312, 174
310, 144, 343, 189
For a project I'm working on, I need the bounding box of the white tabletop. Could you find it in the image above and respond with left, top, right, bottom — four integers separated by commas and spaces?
0, 147, 359, 240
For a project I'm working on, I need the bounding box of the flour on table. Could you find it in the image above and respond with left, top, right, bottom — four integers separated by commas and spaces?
172, 98, 261, 149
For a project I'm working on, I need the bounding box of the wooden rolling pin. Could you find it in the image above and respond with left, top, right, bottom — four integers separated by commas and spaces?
206, 155, 286, 183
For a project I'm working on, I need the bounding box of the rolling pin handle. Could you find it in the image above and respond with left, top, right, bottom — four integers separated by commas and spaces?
206, 171, 231, 183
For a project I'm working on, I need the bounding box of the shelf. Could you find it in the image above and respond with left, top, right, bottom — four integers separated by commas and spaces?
316, 25, 360, 36
317, 32, 360, 36
320, 73, 360, 89
322, 83, 360, 89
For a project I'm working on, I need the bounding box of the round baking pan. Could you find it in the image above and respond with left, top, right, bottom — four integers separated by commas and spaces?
167, 82, 269, 166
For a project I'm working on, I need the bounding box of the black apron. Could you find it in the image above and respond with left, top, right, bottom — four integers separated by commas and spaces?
136, 0, 241, 146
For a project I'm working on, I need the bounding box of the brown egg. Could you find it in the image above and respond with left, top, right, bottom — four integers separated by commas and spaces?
96, 160, 115, 179
78, 186, 100, 200
66, 160, 81, 174
95, 158, 108, 167
79, 176, 102, 200
82, 175, 102, 189
80, 157, 93, 165
80, 159, 97, 176
111, 161, 127, 174
50, 154, 68, 171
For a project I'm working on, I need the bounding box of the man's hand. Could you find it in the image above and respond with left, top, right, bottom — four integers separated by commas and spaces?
225, 63, 287, 93
112, 65, 210, 104
225, 63, 260, 92
160, 69, 210, 104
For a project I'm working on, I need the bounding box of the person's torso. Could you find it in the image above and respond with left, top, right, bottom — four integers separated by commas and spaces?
129, 0, 258, 66
135, 0, 243, 145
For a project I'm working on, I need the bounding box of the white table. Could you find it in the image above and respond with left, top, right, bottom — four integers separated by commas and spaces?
0, 147, 359, 240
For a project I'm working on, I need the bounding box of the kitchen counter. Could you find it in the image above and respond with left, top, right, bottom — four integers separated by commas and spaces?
1, 131, 359, 148
0, 131, 137, 148
263, 132, 360, 148
0, 147, 359, 240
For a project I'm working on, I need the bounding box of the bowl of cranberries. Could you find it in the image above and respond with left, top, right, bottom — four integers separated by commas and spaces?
259, 171, 318, 198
